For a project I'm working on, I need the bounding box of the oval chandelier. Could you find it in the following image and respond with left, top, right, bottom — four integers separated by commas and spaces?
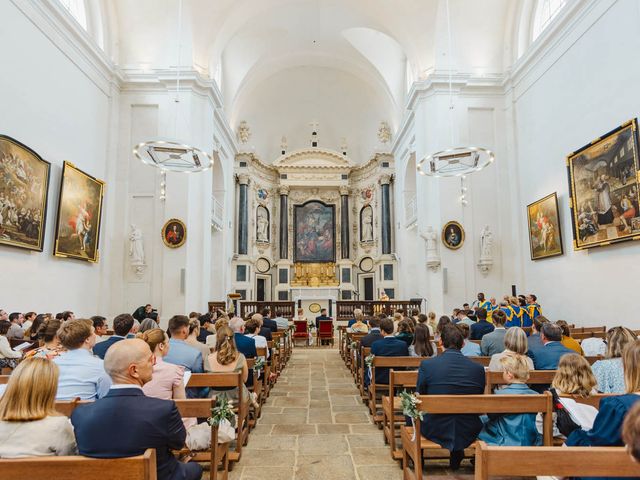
132, 0, 213, 174
416, 0, 495, 178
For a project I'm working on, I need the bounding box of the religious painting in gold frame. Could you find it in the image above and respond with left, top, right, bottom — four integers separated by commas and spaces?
162, 218, 187, 248
527, 192, 564, 260
567, 119, 640, 250
0, 135, 50, 252
442, 221, 464, 250
53, 161, 104, 263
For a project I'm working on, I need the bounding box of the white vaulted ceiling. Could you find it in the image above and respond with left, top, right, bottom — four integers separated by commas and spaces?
110, 0, 514, 162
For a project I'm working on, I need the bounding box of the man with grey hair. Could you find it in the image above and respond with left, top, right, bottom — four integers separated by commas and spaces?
71, 339, 202, 480
230, 316, 257, 387
528, 322, 574, 370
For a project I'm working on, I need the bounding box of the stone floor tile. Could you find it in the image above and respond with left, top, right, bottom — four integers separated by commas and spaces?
272, 424, 316, 435
240, 466, 294, 480
237, 449, 296, 467
350, 447, 398, 465
356, 465, 404, 480
298, 434, 349, 455
316, 424, 350, 434
333, 412, 371, 424
244, 435, 297, 450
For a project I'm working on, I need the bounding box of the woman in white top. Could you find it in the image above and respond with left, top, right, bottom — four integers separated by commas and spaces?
487, 327, 534, 371
0, 357, 76, 457
592, 326, 636, 394
185, 319, 212, 371
244, 317, 269, 359
0, 320, 22, 369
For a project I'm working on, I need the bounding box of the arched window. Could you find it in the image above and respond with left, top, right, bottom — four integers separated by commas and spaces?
58, 0, 88, 30
531, 0, 566, 41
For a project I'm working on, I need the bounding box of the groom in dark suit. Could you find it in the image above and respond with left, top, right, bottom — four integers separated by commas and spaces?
71, 339, 202, 480
417, 324, 485, 470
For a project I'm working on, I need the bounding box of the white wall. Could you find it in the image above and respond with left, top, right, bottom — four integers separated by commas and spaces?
0, 1, 115, 316
510, 0, 640, 328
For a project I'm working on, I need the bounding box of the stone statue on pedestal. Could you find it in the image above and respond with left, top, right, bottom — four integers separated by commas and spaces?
478, 225, 494, 275
129, 224, 146, 276
420, 226, 440, 271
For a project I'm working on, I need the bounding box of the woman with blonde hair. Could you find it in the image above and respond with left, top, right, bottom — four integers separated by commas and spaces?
137, 328, 187, 401
207, 326, 254, 406
205, 317, 230, 350
566, 340, 640, 449
350, 310, 369, 333
592, 326, 637, 393
0, 357, 76, 457
185, 318, 212, 370
551, 353, 597, 397
488, 327, 534, 371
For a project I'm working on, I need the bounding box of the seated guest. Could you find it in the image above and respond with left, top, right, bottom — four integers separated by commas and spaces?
470, 308, 494, 340
72, 339, 202, 480
93, 313, 134, 359
272, 312, 290, 331
244, 317, 269, 359
138, 329, 187, 401
622, 402, 640, 462
315, 308, 331, 330
565, 340, 640, 463
25, 313, 44, 342
347, 308, 363, 328
349, 310, 369, 332
207, 326, 256, 407
528, 322, 573, 370
132, 304, 157, 322
451, 309, 461, 323
409, 323, 436, 358
91, 315, 109, 343
435, 315, 452, 340
581, 336, 606, 357
478, 354, 541, 446
556, 320, 584, 355
26, 319, 65, 360
61, 311, 75, 321
360, 317, 384, 348
206, 317, 229, 350
552, 354, 597, 396
188, 311, 200, 321
163, 315, 203, 373
368, 318, 409, 386
261, 308, 278, 332
139, 317, 158, 333
185, 319, 212, 371
592, 326, 637, 394
54, 319, 111, 400
251, 313, 272, 341
417, 324, 485, 469
0, 357, 76, 457
7, 312, 25, 340
488, 327, 534, 371
392, 312, 403, 333
128, 320, 140, 338
395, 318, 414, 346
196, 313, 214, 343
481, 310, 507, 356
0, 320, 22, 369
229, 317, 256, 386
458, 323, 481, 356
425, 311, 437, 335
456, 309, 475, 326
21, 311, 35, 334
527, 315, 548, 351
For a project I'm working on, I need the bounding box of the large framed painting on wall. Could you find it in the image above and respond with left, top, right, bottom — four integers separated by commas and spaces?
0, 135, 50, 252
294, 200, 335, 263
527, 192, 563, 260
53, 161, 105, 263
567, 119, 640, 250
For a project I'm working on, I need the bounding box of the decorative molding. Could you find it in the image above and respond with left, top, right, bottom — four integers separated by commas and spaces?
273, 147, 354, 169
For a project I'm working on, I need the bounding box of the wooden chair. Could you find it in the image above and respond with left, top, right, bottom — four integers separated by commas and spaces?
245, 358, 262, 423
382, 369, 419, 460
0, 449, 157, 480
484, 369, 557, 394
292, 320, 309, 347
357, 346, 371, 401
255, 346, 270, 401
474, 441, 640, 479
317, 320, 334, 346
368, 356, 424, 423
172, 398, 229, 480
468, 356, 491, 367
187, 373, 248, 463
401, 393, 553, 480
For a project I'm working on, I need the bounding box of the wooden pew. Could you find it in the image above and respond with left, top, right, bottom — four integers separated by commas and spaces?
358, 346, 371, 401
0, 449, 157, 480
474, 441, 640, 479
368, 356, 424, 423
469, 356, 491, 367
401, 393, 553, 480
187, 373, 248, 463
484, 370, 556, 394
245, 358, 262, 423
382, 369, 419, 460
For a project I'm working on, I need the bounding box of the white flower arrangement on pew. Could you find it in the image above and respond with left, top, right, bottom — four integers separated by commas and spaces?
400, 390, 424, 441
252, 357, 265, 373
205, 394, 237, 444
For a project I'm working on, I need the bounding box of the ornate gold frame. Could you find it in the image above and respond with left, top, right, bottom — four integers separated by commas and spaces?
162, 218, 187, 248
442, 220, 465, 250
527, 192, 564, 260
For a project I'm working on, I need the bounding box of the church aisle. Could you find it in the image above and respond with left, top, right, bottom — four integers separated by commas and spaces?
211, 347, 472, 480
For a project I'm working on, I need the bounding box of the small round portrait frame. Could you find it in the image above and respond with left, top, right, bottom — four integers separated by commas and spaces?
442, 221, 465, 250
162, 218, 187, 248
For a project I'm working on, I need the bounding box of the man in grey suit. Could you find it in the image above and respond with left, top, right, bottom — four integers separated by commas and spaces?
480, 310, 507, 356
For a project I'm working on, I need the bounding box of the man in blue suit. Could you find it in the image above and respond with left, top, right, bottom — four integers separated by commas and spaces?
93, 313, 134, 359
527, 315, 548, 352
261, 308, 278, 333
528, 322, 573, 370
72, 339, 202, 480
230, 317, 257, 386
470, 308, 494, 340
368, 318, 409, 386
417, 324, 486, 470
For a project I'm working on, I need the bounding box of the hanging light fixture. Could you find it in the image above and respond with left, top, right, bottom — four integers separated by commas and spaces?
416, 0, 494, 179
133, 0, 214, 174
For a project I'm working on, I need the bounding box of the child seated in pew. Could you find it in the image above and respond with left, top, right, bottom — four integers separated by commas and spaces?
478, 353, 542, 446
